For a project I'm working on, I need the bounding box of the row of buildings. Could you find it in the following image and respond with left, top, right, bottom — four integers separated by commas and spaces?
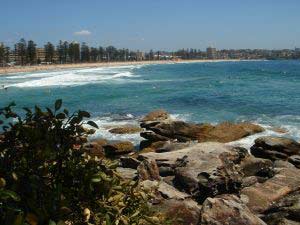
205, 47, 300, 60
1, 43, 300, 66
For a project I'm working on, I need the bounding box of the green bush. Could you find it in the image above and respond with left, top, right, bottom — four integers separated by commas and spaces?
0, 100, 165, 225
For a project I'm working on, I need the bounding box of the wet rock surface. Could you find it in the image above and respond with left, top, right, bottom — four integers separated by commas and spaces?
251, 136, 300, 161
141, 116, 264, 145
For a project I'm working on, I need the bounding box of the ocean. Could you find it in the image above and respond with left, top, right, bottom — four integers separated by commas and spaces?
1, 60, 300, 148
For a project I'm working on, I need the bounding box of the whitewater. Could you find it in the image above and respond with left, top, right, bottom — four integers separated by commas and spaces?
0, 60, 299, 148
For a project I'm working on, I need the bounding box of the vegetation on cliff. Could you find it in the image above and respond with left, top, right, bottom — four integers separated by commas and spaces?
0, 100, 165, 225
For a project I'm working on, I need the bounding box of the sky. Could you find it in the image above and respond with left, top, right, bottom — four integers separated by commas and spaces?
1, 0, 300, 51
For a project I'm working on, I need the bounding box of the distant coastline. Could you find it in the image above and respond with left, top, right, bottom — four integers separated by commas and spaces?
0, 59, 251, 75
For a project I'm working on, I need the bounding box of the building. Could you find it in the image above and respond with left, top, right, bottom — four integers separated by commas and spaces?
36, 48, 46, 62
206, 47, 217, 59
136, 51, 145, 61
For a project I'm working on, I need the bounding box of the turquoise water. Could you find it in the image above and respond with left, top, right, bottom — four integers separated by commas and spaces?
1, 60, 300, 147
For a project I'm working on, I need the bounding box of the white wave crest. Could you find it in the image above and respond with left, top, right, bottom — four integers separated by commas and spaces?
6, 66, 141, 88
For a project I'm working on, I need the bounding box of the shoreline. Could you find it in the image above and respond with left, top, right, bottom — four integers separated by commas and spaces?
0, 59, 245, 75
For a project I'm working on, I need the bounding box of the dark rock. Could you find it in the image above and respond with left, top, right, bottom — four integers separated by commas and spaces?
159, 166, 174, 177
163, 176, 175, 186
240, 156, 274, 178
140, 131, 170, 142
103, 141, 134, 156
137, 160, 160, 181
251, 136, 300, 161
200, 194, 267, 225
288, 155, 300, 168
120, 156, 140, 169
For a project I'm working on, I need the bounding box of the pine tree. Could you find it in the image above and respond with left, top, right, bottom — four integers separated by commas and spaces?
27, 40, 37, 65
80, 42, 90, 62
15, 38, 27, 65
0, 43, 4, 66
44, 42, 55, 63
90, 47, 98, 62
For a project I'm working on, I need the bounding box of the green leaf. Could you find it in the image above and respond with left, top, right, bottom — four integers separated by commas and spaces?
91, 174, 102, 183
0, 189, 20, 201
56, 113, 66, 120
55, 99, 62, 111
46, 107, 54, 116
49, 220, 56, 225
87, 121, 99, 129
79, 110, 90, 118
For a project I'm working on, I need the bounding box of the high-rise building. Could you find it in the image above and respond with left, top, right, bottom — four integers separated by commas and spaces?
206, 47, 217, 59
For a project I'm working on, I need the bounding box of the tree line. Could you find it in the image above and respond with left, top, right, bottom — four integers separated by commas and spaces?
0, 39, 162, 66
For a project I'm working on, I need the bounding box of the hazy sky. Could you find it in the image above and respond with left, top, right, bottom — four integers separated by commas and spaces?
1, 0, 300, 50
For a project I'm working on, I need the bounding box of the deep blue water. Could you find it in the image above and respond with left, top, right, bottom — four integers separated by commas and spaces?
1, 60, 300, 146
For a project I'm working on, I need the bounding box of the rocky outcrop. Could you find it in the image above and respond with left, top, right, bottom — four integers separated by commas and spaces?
251, 136, 300, 161
137, 160, 160, 181
139, 142, 246, 202
141, 110, 171, 122
241, 167, 300, 214
109, 126, 142, 134
288, 155, 300, 169
141, 119, 264, 144
200, 195, 267, 225
262, 191, 300, 225
103, 141, 135, 157
83, 138, 107, 158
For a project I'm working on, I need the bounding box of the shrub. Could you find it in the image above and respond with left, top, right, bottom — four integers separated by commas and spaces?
0, 100, 165, 225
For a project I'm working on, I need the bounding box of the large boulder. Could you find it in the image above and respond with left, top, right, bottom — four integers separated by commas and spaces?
200, 194, 267, 225
157, 199, 201, 225
241, 167, 300, 214
139, 142, 246, 202
141, 110, 170, 122
109, 126, 142, 134
240, 156, 274, 178
198, 122, 265, 143
141, 120, 264, 144
83, 138, 107, 158
251, 136, 300, 161
103, 141, 135, 157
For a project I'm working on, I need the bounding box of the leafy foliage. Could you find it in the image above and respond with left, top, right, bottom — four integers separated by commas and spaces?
0, 100, 165, 225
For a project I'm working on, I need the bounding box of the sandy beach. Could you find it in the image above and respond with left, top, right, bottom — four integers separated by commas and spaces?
0, 59, 242, 75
